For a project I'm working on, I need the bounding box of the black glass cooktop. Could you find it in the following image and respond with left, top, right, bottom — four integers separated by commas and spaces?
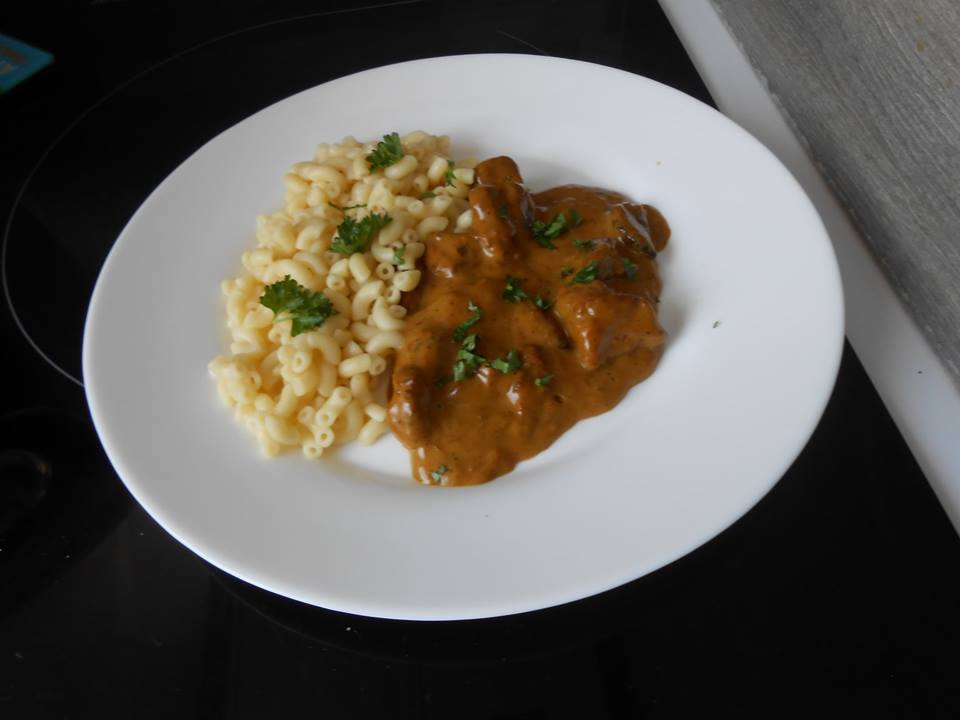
2, 2, 959, 717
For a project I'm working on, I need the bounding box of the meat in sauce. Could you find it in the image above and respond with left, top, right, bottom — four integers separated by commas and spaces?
388, 157, 670, 485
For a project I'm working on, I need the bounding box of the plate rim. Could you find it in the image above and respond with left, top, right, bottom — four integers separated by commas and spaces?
82, 53, 845, 620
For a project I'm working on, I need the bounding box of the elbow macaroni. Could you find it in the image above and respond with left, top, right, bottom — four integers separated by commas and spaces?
209, 131, 474, 460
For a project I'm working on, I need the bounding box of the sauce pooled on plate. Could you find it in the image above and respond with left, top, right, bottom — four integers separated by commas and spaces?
388, 156, 670, 485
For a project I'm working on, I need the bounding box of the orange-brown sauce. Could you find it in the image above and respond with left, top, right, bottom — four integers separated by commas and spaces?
388, 157, 670, 485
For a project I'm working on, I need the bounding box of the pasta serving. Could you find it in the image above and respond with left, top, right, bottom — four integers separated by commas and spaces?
209, 131, 476, 459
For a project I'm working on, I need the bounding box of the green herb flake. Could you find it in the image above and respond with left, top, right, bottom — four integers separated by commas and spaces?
444, 158, 457, 186
420, 191, 437, 199
573, 238, 593, 251
259, 275, 338, 336
366, 132, 404, 171
330, 212, 392, 255
532, 209, 583, 249
393, 245, 406, 266
490, 349, 523, 374
497, 204, 509, 220
453, 333, 486, 381
328, 202, 366, 212
452, 301, 482, 343
531, 212, 567, 249
570, 261, 599, 285
501, 275, 529, 303
623, 257, 638, 281
560, 266, 574, 278
533, 295, 552, 310
430, 464, 448, 483
713, 320, 721, 329
534, 374, 554, 387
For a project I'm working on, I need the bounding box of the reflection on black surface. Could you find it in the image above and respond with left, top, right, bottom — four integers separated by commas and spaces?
0, 409, 128, 617
0, 449, 52, 536
214, 566, 647, 667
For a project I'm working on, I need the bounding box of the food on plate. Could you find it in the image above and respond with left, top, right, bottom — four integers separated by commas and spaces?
209, 131, 477, 458
389, 156, 670, 485
209, 133, 670, 486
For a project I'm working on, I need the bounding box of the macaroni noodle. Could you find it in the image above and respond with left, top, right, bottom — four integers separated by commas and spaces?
209, 131, 474, 460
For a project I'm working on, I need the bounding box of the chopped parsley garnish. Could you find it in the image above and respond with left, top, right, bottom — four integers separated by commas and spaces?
623, 257, 638, 281
573, 238, 593, 251
453, 333, 486, 381
713, 320, 721, 329
330, 212, 391, 255
531, 214, 566, 249
531, 209, 580, 249
501, 275, 528, 303
533, 295, 552, 310
490, 349, 523, 374
642, 245, 658, 259
328, 202, 366, 212
393, 245, 406, 266
497, 204, 509, 220
420, 191, 437, 199
560, 266, 574, 278
452, 301, 482, 343
259, 275, 337, 336
534, 374, 554, 387
431, 464, 448, 483
366, 132, 404, 171
444, 158, 457, 186
570, 261, 600, 285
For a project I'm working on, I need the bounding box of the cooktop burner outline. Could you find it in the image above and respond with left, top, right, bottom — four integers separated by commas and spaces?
1, 0, 427, 389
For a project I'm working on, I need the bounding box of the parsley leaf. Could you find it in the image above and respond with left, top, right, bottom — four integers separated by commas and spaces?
259, 275, 337, 336
328, 202, 366, 212
531, 209, 581, 249
393, 245, 406, 266
573, 238, 594, 251
531, 213, 567, 249
534, 374, 554, 387
444, 158, 457, 186
501, 275, 528, 303
453, 333, 486, 381
497, 204, 509, 220
623, 257, 638, 281
330, 212, 392, 255
430, 464, 448, 483
419, 191, 437, 199
560, 266, 574, 278
533, 295, 552, 310
452, 301, 482, 343
570, 261, 600, 285
366, 132, 404, 171
490, 349, 523, 374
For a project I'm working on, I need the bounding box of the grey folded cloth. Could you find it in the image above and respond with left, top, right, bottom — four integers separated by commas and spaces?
711, 0, 960, 383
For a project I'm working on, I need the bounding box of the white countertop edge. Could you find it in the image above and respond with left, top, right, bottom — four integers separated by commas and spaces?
659, 0, 960, 534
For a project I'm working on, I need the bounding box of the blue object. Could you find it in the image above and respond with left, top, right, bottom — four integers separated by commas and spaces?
0, 32, 53, 93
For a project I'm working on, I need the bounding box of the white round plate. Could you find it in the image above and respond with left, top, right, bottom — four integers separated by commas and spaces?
84, 55, 843, 620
